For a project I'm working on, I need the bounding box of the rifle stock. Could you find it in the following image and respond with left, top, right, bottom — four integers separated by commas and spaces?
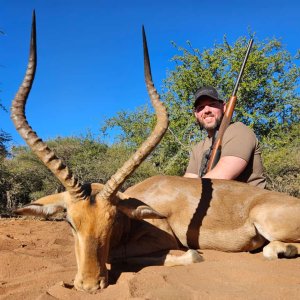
205, 39, 253, 173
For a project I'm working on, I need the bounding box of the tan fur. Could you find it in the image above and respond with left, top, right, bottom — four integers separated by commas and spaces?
15, 175, 300, 292
124, 176, 300, 251
11, 13, 300, 293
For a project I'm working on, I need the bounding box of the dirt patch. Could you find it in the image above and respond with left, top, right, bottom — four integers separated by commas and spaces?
0, 218, 299, 299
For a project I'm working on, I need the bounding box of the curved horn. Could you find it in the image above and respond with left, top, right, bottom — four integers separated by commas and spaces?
11, 11, 87, 202
98, 26, 169, 201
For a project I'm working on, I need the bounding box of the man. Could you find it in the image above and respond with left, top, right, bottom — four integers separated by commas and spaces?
184, 86, 266, 188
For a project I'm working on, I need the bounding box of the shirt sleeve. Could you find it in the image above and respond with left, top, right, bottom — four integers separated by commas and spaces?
186, 146, 199, 174
221, 122, 257, 163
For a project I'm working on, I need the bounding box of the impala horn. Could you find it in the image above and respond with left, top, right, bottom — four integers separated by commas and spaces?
97, 26, 169, 202
11, 11, 87, 202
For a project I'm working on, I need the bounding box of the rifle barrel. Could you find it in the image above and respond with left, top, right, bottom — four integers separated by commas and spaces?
205, 38, 254, 174
232, 39, 253, 96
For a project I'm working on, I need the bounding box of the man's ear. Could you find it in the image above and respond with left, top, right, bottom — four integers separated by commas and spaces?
116, 197, 166, 220
14, 192, 67, 217
223, 102, 226, 113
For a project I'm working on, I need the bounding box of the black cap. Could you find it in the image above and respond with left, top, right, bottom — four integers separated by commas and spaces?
194, 86, 223, 107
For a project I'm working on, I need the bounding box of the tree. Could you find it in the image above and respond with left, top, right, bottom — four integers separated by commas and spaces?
0, 130, 10, 159
102, 35, 300, 180
1, 135, 159, 213
0, 100, 12, 213
262, 122, 300, 197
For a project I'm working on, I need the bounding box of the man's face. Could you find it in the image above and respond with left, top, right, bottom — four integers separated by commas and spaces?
194, 97, 225, 133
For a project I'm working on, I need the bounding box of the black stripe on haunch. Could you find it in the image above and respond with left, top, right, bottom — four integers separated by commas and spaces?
186, 179, 213, 249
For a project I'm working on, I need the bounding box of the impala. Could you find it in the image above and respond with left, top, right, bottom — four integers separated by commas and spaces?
12, 12, 300, 293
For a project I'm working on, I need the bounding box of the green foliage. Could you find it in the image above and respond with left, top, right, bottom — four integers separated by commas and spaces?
0, 100, 10, 160
0, 130, 11, 159
0, 130, 12, 213
101, 105, 153, 147
1, 34, 299, 214
163, 36, 299, 139
97, 142, 159, 189
2, 135, 109, 208
46, 136, 109, 184
102, 35, 300, 192
3, 145, 59, 207
262, 122, 300, 197
0, 135, 159, 213
0, 161, 11, 213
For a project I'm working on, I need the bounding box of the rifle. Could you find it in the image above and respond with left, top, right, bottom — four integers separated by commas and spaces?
204, 39, 254, 174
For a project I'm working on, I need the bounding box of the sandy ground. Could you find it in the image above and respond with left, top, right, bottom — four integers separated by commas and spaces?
0, 218, 300, 300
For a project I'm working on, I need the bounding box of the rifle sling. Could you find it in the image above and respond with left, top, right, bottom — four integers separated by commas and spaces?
199, 130, 218, 177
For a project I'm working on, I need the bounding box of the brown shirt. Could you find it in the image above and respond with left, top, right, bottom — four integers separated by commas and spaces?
186, 122, 266, 188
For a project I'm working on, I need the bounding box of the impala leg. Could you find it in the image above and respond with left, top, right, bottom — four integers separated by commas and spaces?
263, 241, 300, 260
251, 201, 300, 260
118, 249, 203, 266
163, 249, 203, 266
111, 223, 203, 266
110, 219, 182, 263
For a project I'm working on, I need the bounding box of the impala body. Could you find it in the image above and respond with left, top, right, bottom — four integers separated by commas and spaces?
12, 12, 300, 293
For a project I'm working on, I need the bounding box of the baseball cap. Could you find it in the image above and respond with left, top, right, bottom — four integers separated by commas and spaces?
194, 86, 224, 107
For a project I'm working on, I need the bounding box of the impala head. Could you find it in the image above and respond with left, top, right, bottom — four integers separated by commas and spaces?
11, 12, 168, 292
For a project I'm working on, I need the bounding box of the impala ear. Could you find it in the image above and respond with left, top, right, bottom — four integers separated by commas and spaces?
14, 192, 67, 217
116, 197, 166, 220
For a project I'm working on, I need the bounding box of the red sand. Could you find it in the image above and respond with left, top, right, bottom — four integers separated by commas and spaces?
1, 218, 299, 299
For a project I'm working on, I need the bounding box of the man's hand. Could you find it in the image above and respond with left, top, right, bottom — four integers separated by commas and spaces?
184, 172, 200, 178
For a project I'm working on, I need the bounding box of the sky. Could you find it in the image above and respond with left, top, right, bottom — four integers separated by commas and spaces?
1, 0, 299, 147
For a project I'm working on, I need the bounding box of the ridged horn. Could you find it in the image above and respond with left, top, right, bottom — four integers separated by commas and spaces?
11, 11, 87, 202
97, 26, 169, 201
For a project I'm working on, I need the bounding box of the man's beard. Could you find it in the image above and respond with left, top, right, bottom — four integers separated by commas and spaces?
198, 114, 222, 131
